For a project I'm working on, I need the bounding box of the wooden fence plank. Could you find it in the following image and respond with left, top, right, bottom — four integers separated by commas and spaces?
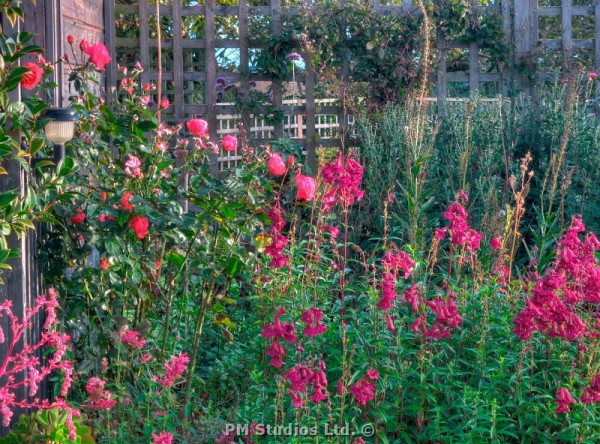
514, 0, 537, 91
469, 0, 479, 95
594, 0, 600, 120
205, 0, 219, 174
271, 0, 283, 139
239, 0, 251, 133
437, 32, 447, 117
139, 1, 150, 86
338, 0, 349, 151
305, 0, 317, 172
173, 0, 184, 122
469, 40, 479, 95
104, 0, 117, 98
501, 0, 511, 99
596, 0, 600, 74
562, 0, 573, 72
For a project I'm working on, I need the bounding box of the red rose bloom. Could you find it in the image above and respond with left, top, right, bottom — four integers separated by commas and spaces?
130, 216, 149, 239
79, 39, 89, 52
67, 35, 74, 44
268, 153, 287, 176
21, 62, 43, 90
120, 191, 134, 211
222, 135, 238, 152
70, 209, 86, 225
160, 97, 170, 109
99, 258, 109, 270
186, 118, 208, 137
84, 42, 112, 70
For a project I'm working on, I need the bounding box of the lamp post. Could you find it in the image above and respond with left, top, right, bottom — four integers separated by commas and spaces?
41, 107, 78, 164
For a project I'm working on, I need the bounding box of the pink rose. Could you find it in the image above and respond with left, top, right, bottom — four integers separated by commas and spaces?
84, 42, 112, 70
186, 118, 208, 137
268, 153, 287, 176
295, 174, 316, 201
222, 135, 238, 152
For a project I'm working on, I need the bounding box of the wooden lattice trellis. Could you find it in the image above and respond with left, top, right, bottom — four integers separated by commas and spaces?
107, 1, 600, 171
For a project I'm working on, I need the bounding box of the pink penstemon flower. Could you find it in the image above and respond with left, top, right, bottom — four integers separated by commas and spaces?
321, 151, 365, 211
348, 378, 376, 407
264, 201, 290, 269
514, 216, 599, 342
300, 307, 327, 337
555, 387, 574, 413
377, 248, 414, 311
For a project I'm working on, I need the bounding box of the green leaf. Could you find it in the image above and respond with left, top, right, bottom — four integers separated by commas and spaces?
0, 35, 16, 59
4, 7, 24, 28
16, 31, 34, 45
29, 137, 45, 158
5, 66, 28, 91
137, 120, 157, 132
166, 250, 185, 268
225, 256, 243, 278
58, 156, 76, 176
0, 192, 17, 208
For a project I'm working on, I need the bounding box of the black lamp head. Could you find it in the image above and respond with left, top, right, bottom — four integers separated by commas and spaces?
41, 107, 79, 122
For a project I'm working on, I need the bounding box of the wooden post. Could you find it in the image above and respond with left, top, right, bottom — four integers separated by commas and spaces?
596, 0, 600, 117
238, 0, 251, 134
205, 0, 219, 174
173, 0, 184, 122
104, 0, 117, 94
514, 0, 537, 91
469, 0, 479, 96
501, 0, 511, 99
139, 1, 150, 86
437, 32, 447, 117
562, 0, 573, 73
337, 0, 349, 152
271, 0, 283, 139
305, 0, 317, 173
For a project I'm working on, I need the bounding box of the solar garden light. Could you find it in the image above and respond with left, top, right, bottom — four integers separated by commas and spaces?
41, 107, 78, 164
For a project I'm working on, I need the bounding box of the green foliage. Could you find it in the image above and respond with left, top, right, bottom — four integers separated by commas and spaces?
0, 408, 94, 444
0, 8, 70, 284
352, 81, 600, 268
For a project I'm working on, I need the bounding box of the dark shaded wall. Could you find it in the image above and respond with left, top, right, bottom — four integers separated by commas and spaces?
0, 0, 105, 436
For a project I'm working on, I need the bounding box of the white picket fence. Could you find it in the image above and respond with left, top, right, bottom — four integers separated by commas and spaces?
215, 99, 354, 170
